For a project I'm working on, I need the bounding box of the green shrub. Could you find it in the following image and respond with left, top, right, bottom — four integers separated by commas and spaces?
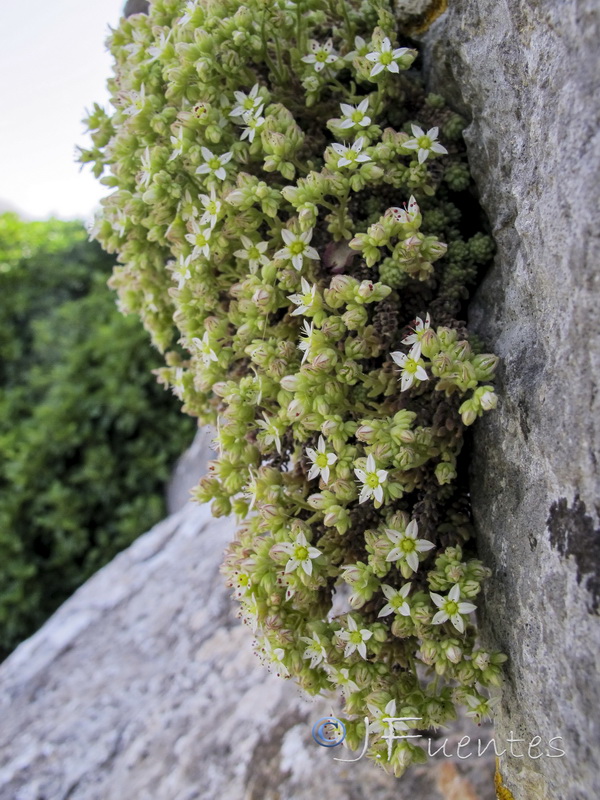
0, 214, 195, 656
81, 0, 504, 776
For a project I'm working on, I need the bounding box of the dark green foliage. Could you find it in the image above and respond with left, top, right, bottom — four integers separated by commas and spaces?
0, 214, 195, 656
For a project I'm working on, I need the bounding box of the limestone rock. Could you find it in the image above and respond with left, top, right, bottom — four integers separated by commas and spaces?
424, 3, 600, 798
0, 500, 495, 800
166, 426, 216, 514
124, 0, 149, 17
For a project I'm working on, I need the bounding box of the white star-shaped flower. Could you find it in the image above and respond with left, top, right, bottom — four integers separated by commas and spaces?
300, 632, 327, 669
123, 84, 146, 117
234, 236, 270, 273
464, 693, 500, 722
256, 413, 283, 454
301, 38, 337, 72
365, 37, 410, 77
377, 582, 412, 617
168, 126, 186, 161
196, 147, 233, 181
228, 568, 252, 600
402, 313, 431, 345
240, 106, 266, 143
264, 642, 290, 677
241, 594, 260, 632
430, 584, 477, 634
354, 453, 388, 505
191, 331, 218, 366
324, 665, 360, 695
288, 277, 317, 316
242, 467, 260, 512
280, 531, 322, 577
184, 221, 212, 259
386, 195, 420, 224
199, 188, 222, 228
172, 254, 192, 289
385, 520, 435, 573
366, 699, 412, 736
297, 320, 315, 364
146, 29, 171, 63
339, 98, 371, 129
139, 145, 152, 188
403, 124, 448, 164
331, 136, 371, 168
275, 228, 319, 271
337, 616, 373, 659
390, 342, 428, 392
179, 0, 199, 26
230, 83, 263, 117
306, 435, 337, 484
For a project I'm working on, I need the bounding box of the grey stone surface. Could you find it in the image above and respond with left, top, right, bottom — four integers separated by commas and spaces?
124, 0, 149, 17
0, 499, 496, 800
425, 2, 600, 798
166, 426, 216, 514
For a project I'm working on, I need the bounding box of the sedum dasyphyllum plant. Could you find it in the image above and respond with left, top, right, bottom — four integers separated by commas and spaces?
81, 0, 506, 776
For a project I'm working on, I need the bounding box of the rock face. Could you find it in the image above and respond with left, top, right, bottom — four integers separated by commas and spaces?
425, 3, 600, 798
124, 0, 149, 17
166, 426, 216, 514
0, 500, 495, 800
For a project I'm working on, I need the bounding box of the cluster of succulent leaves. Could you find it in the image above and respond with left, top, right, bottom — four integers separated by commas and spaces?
81, 0, 505, 776
0, 214, 194, 657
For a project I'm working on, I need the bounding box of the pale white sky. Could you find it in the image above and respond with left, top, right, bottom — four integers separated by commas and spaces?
0, 0, 128, 220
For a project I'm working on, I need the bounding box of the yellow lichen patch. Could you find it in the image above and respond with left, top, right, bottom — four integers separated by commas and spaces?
396, 0, 449, 34
495, 759, 516, 800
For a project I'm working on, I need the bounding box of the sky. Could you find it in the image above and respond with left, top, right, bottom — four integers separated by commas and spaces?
0, 0, 128, 221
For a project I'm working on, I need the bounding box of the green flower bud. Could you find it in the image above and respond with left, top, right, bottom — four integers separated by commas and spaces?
435, 461, 457, 485
342, 306, 369, 330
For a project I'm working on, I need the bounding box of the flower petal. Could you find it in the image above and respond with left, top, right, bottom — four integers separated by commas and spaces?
449, 584, 461, 602
451, 613, 465, 633
406, 551, 419, 572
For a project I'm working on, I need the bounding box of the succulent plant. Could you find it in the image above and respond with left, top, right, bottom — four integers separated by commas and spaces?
81, 0, 504, 776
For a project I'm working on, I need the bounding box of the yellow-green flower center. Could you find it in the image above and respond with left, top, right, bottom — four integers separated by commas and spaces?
301, 292, 313, 305
400, 538, 416, 553
380, 52, 393, 65
316, 51, 328, 62
404, 358, 419, 374
445, 600, 459, 616
351, 110, 364, 122
208, 157, 221, 169
315, 453, 329, 468
350, 630, 363, 644
289, 241, 306, 255
248, 246, 260, 259
295, 545, 309, 561
417, 136, 432, 149
366, 472, 380, 488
